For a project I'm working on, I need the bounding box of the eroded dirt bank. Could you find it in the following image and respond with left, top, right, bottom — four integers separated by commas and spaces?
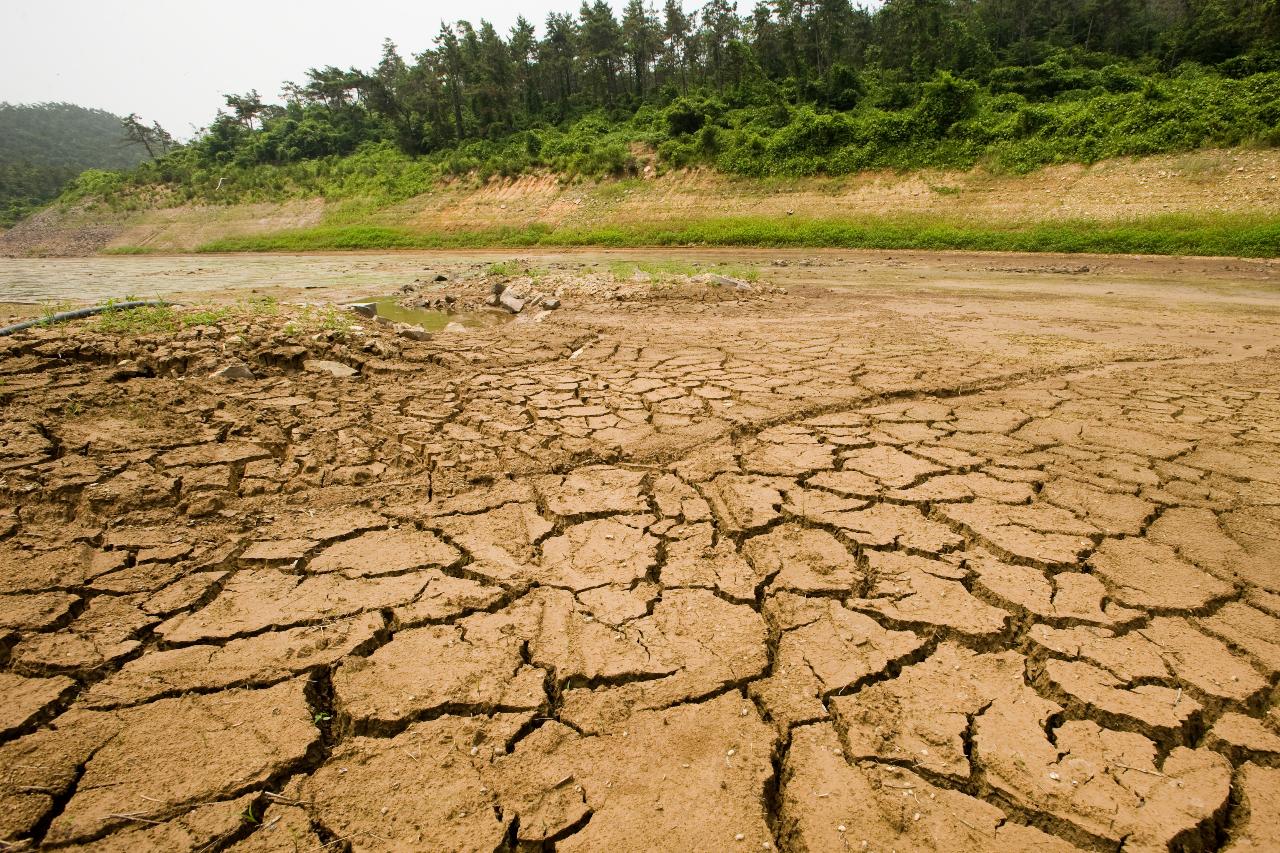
2, 147, 1278, 257
1, 256, 1279, 851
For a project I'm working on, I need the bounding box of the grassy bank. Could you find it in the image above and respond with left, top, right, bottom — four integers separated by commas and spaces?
191, 213, 1280, 258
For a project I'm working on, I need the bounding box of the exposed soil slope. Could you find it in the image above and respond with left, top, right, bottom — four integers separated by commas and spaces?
2, 147, 1277, 256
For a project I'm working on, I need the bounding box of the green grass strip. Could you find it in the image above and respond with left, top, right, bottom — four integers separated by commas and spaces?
192, 214, 1280, 258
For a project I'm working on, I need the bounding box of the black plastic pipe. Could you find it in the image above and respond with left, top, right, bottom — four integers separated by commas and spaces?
0, 300, 171, 337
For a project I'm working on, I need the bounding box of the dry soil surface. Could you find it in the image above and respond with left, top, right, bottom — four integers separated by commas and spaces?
1, 252, 1279, 852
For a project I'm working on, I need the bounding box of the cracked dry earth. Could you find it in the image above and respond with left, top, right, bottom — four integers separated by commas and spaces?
2, 257, 1280, 852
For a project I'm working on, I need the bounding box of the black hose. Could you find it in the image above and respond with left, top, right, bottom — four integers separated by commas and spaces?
0, 300, 171, 337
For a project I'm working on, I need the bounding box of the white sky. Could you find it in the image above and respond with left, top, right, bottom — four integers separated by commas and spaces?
1, 0, 629, 139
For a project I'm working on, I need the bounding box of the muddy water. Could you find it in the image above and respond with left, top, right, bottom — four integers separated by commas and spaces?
1, 249, 1277, 309
367, 297, 511, 331
0, 254, 469, 305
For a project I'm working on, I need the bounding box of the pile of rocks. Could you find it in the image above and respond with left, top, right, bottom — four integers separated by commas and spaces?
484, 282, 560, 314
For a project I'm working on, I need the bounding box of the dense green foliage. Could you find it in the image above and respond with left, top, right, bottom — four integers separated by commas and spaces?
69, 0, 1278, 208
190, 212, 1280, 258
0, 103, 149, 226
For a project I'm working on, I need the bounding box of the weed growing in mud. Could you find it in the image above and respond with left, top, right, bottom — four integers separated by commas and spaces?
291, 304, 353, 337
486, 260, 524, 277
244, 295, 279, 316
185, 306, 234, 326
96, 304, 180, 334
37, 301, 73, 326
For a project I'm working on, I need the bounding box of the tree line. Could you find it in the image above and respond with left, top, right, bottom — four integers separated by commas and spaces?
177, 0, 1275, 168
0, 103, 153, 227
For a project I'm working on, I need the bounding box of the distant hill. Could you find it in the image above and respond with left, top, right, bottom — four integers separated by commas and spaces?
0, 102, 150, 227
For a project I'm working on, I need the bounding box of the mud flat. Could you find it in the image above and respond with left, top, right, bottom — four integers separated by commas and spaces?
1, 252, 1279, 851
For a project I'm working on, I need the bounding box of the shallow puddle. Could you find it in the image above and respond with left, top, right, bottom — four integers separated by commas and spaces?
367, 296, 511, 331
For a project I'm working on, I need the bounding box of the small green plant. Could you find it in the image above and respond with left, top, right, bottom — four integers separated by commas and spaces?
63, 400, 84, 417
96, 304, 179, 334
37, 301, 73, 326
240, 803, 258, 825
243, 295, 279, 316
313, 711, 332, 724
318, 306, 352, 333
485, 259, 524, 277
184, 306, 233, 326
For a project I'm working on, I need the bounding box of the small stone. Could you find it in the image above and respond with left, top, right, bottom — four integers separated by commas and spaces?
499, 290, 525, 314
303, 359, 357, 379
396, 324, 431, 342
209, 363, 255, 381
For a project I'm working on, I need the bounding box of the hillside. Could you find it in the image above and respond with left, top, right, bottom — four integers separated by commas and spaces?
5, 0, 1279, 255
0, 102, 150, 227
2, 147, 1277, 258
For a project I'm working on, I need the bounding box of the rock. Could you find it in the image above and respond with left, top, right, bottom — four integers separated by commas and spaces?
346, 303, 376, 317
707, 274, 751, 290
490, 281, 506, 295
499, 290, 525, 314
209, 362, 255, 381
485, 293, 500, 307
303, 359, 357, 378
542, 297, 561, 309
396, 324, 431, 342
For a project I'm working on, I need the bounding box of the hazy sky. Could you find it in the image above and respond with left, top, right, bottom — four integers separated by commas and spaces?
2, 0, 632, 138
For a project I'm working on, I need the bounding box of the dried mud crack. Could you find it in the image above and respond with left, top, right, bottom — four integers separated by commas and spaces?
1, 254, 1279, 851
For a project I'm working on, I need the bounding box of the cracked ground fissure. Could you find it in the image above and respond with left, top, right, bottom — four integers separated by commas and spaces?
1, 255, 1280, 852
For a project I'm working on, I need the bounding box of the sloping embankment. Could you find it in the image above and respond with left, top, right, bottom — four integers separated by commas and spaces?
2, 148, 1278, 257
